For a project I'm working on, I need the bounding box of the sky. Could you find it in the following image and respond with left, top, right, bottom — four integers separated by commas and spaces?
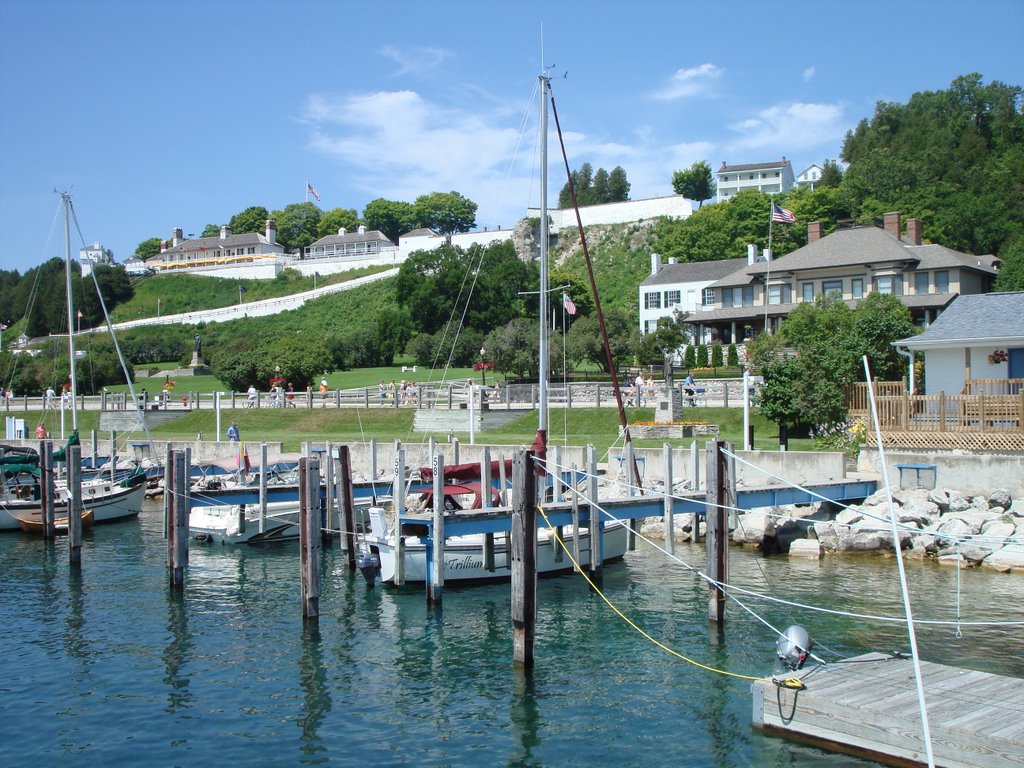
1, 0, 1021, 273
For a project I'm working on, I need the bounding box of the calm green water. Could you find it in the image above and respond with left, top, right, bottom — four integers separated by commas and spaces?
2, 501, 1023, 767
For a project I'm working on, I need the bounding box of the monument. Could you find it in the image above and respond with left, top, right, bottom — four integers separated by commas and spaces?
187, 333, 211, 375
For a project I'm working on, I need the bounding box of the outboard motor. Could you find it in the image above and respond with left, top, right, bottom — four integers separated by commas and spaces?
357, 550, 381, 588
776, 625, 814, 671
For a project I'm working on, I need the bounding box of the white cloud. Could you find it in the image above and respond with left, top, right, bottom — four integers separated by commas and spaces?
378, 45, 452, 78
724, 102, 847, 153
650, 63, 724, 101
803, 66, 816, 82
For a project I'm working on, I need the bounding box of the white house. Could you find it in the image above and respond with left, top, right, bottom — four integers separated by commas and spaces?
638, 254, 748, 334
893, 292, 1024, 395
716, 158, 794, 200
80, 241, 114, 277
795, 163, 824, 190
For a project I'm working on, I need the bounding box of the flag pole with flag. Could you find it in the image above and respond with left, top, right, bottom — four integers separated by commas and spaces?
562, 293, 577, 316
306, 182, 320, 202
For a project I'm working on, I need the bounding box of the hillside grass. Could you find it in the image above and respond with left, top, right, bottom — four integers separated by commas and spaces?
28, 404, 802, 454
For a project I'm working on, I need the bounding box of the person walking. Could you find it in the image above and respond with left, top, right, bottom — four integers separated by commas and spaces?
35, 423, 48, 439
247, 384, 258, 407
683, 373, 697, 407
227, 421, 240, 442
634, 372, 646, 407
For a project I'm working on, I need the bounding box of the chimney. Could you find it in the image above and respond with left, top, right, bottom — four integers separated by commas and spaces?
337, 227, 347, 237
747, 243, 758, 265
668, 257, 677, 265
159, 239, 166, 253
906, 218, 922, 245
357, 224, 366, 235
265, 219, 277, 245
220, 225, 233, 239
883, 212, 901, 239
172, 227, 183, 247
650, 252, 662, 275
807, 221, 823, 243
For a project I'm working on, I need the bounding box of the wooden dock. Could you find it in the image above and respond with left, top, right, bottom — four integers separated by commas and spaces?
752, 652, 1024, 767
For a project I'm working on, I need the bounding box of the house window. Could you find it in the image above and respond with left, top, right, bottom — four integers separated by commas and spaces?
643, 319, 658, 334
721, 288, 733, 308
665, 290, 681, 307
644, 291, 661, 310
767, 285, 791, 305
741, 286, 754, 307
874, 275, 903, 295
822, 279, 843, 298
749, 174, 755, 180
703, 288, 715, 306
801, 282, 815, 302
935, 270, 949, 293
915, 272, 929, 294
851, 278, 865, 299
721, 175, 729, 182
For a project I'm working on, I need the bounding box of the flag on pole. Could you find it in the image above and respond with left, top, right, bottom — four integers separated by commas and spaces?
771, 202, 795, 224
562, 293, 577, 316
307, 182, 320, 202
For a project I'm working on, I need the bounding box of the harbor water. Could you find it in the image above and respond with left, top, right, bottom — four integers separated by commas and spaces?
3, 499, 1024, 767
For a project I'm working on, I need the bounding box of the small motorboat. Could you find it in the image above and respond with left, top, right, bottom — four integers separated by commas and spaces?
17, 508, 95, 535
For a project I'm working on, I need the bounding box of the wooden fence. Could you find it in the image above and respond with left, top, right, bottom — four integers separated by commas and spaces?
846, 379, 1024, 450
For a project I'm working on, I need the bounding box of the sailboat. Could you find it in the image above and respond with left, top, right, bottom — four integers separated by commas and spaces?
363, 73, 629, 584
0, 192, 146, 532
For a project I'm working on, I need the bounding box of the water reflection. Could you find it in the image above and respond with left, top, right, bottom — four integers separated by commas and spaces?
297, 622, 330, 764
162, 591, 193, 713
508, 669, 539, 767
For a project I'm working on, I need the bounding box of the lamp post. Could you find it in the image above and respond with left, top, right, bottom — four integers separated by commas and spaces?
479, 347, 486, 387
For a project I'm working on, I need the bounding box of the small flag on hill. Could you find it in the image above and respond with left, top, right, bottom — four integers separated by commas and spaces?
771, 202, 795, 224
307, 182, 320, 202
562, 293, 577, 315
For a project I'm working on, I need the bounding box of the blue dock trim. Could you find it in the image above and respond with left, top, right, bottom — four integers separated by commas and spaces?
401, 478, 877, 538
189, 479, 394, 508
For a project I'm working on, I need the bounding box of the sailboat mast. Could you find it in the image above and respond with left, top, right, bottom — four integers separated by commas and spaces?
62, 192, 79, 431
537, 74, 550, 436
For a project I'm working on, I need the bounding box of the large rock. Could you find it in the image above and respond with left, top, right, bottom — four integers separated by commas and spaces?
789, 539, 822, 559
983, 542, 1024, 573
927, 489, 950, 514
989, 489, 1012, 509
732, 510, 776, 547
947, 492, 972, 513
899, 498, 940, 525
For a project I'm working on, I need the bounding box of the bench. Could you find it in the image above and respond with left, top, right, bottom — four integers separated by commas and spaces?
400, 365, 418, 373
895, 464, 937, 490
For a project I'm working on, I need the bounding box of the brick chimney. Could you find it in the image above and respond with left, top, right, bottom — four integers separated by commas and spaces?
906, 218, 922, 245
265, 219, 277, 245
807, 221, 824, 243
172, 227, 183, 247
883, 212, 901, 239
220, 225, 233, 239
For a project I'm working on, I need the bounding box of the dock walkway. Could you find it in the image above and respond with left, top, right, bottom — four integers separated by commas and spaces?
752, 651, 1024, 767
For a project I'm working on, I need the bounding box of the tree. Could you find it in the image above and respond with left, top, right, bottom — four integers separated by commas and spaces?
135, 237, 162, 260
413, 191, 477, 235
318, 207, 361, 237
607, 166, 630, 202
200, 224, 220, 237
566, 307, 638, 374
671, 161, 714, 207
270, 202, 322, 252
818, 159, 844, 188
363, 198, 417, 243
229, 206, 270, 235
994, 238, 1024, 291
710, 344, 723, 368
485, 318, 539, 380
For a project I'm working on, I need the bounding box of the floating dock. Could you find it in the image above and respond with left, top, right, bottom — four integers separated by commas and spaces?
752, 652, 1024, 767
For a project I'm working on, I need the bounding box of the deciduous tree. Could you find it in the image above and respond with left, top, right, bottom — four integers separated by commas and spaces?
671, 161, 714, 207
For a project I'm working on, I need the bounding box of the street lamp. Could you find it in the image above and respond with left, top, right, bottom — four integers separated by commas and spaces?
479, 347, 486, 387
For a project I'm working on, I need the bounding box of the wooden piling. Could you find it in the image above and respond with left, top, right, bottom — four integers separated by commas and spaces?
511, 449, 537, 668
587, 444, 602, 581
167, 450, 189, 589
705, 440, 732, 624
258, 442, 268, 535
338, 445, 356, 571
480, 447, 495, 572
299, 457, 321, 621
427, 452, 445, 607
68, 445, 83, 567
570, 463, 581, 569
393, 443, 406, 586
625, 442, 637, 550
322, 440, 335, 547
663, 442, 675, 555
40, 440, 54, 539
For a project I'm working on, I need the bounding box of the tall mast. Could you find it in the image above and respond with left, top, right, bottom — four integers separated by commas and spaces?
537, 73, 550, 437
62, 191, 78, 430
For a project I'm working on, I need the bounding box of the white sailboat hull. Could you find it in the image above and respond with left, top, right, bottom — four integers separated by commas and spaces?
0, 479, 145, 530
367, 521, 628, 584
190, 501, 301, 545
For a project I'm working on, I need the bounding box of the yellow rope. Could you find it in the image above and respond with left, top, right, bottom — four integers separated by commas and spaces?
537, 503, 772, 684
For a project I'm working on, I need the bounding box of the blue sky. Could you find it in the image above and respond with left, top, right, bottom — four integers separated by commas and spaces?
1, 0, 1021, 273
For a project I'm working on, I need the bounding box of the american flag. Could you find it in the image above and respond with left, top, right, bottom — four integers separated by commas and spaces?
562, 293, 577, 316
307, 183, 321, 202
771, 202, 796, 224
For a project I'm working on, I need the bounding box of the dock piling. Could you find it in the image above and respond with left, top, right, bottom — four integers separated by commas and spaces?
338, 445, 356, 570
705, 440, 733, 624
428, 452, 445, 608
299, 457, 321, 621
68, 444, 83, 567
511, 449, 537, 668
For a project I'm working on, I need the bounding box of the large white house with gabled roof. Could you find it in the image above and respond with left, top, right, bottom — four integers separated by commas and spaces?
716, 158, 794, 200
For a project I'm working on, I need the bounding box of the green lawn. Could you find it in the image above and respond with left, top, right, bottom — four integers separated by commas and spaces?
25, 404, 802, 454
